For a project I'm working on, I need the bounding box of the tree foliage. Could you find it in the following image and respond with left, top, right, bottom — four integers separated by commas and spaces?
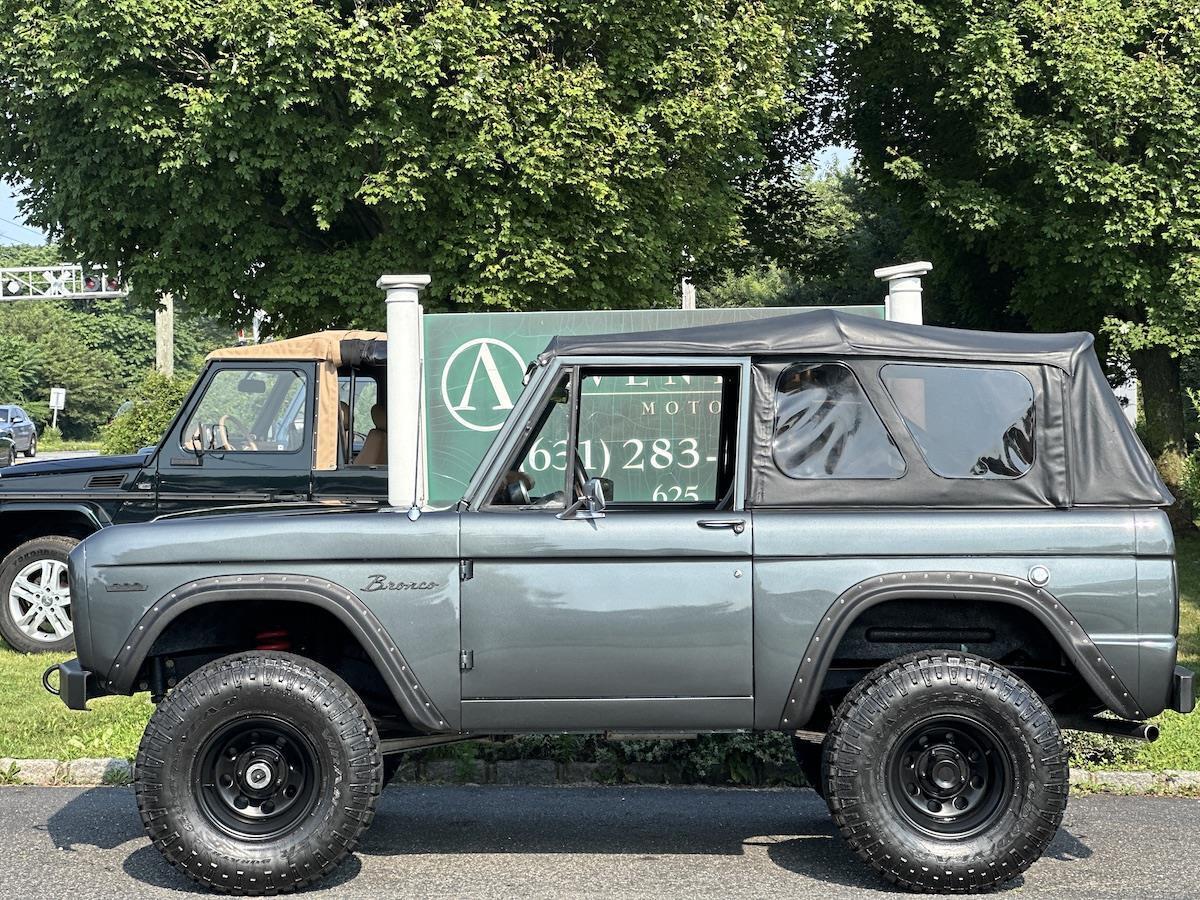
101, 370, 192, 455
698, 164, 910, 308
0, 0, 825, 332
830, 0, 1200, 455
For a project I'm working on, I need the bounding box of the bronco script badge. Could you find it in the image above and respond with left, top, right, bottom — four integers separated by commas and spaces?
362, 575, 440, 592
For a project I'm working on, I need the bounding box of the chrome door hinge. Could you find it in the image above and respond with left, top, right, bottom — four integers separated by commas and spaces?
459, 649, 474, 671
459, 559, 474, 582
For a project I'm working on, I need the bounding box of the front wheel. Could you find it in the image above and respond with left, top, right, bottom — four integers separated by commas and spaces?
823, 652, 1067, 893
136, 652, 383, 895
0, 536, 79, 653
22, 434, 36, 458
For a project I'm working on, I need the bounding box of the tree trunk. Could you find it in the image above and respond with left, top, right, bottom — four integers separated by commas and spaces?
1132, 346, 1192, 530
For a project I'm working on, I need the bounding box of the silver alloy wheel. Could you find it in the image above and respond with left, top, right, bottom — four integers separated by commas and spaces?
7, 559, 72, 642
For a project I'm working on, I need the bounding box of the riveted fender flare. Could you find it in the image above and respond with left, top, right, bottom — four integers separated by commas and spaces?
778, 570, 1142, 729
106, 573, 452, 733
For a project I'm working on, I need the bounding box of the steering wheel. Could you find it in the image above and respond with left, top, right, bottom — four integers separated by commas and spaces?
217, 414, 258, 451
499, 471, 533, 506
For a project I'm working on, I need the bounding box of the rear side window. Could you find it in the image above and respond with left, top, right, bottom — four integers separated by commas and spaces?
881, 364, 1035, 479
773, 363, 905, 479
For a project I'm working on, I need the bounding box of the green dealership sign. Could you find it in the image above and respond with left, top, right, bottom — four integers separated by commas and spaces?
422, 305, 884, 506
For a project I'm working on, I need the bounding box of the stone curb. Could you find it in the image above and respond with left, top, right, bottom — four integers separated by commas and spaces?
2, 757, 1199, 793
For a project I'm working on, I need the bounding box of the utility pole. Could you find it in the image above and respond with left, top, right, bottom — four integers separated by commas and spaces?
155, 293, 175, 376
680, 276, 696, 310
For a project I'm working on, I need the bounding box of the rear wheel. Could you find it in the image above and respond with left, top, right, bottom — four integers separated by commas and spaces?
0, 536, 79, 653
136, 652, 383, 895
823, 652, 1067, 893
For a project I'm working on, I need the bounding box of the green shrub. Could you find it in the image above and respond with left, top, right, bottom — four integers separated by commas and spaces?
39, 425, 64, 449
101, 370, 190, 455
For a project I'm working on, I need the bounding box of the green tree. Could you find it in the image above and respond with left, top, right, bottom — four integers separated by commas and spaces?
697, 164, 910, 308
0, 0, 826, 332
831, 0, 1200, 500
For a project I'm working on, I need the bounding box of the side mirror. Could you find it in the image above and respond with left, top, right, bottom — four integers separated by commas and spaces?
557, 476, 608, 521
583, 476, 607, 515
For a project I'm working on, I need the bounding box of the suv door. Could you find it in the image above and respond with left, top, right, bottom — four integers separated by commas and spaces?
458, 359, 754, 731
10, 407, 35, 452
155, 362, 316, 515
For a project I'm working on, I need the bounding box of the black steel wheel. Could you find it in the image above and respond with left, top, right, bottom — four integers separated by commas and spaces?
885, 715, 1011, 839
136, 651, 383, 894
194, 717, 321, 840
823, 652, 1067, 893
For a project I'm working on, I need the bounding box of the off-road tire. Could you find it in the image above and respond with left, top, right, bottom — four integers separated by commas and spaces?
135, 652, 383, 895
823, 652, 1067, 893
22, 434, 36, 458
0, 535, 79, 653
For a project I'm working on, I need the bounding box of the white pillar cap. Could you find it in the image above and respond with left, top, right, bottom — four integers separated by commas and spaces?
874, 261, 933, 281
376, 274, 432, 293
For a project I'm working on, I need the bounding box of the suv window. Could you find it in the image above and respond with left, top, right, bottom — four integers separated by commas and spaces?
183, 368, 308, 453
773, 363, 904, 479
575, 368, 736, 505
339, 371, 382, 463
882, 364, 1035, 478
490, 374, 571, 508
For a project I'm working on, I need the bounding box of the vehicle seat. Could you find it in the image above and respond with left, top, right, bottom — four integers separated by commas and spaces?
352, 404, 387, 466
339, 400, 351, 463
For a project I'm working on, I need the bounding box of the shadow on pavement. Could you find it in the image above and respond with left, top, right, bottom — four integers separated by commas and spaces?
44, 785, 1093, 896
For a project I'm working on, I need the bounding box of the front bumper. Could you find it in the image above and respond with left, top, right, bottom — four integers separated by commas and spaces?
1171, 665, 1195, 715
43, 658, 112, 711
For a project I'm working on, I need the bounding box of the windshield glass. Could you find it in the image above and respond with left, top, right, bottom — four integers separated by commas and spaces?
0, 409, 8, 422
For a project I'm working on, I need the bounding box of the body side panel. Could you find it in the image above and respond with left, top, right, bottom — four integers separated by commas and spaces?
78, 509, 462, 727
751, 509, 1145, 729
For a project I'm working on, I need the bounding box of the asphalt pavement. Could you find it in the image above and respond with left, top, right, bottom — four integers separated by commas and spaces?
1, 785, 1196, 899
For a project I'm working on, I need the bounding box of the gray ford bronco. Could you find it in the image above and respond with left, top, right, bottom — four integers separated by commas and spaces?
47, 310, 1195, 894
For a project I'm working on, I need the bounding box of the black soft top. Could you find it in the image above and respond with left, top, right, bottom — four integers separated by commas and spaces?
540, 307, 1092, 371
541, 309, 1172, 509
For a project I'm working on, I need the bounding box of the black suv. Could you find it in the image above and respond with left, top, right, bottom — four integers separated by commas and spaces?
0, 331, 388, 652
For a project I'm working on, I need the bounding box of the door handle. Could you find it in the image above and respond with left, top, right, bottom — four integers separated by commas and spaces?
698, 518, 746, 534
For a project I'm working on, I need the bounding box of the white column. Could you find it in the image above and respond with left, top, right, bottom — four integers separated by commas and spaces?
377, 274, 431, 510
874, 261, 933, 325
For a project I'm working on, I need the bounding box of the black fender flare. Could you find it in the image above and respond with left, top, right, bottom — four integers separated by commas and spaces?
107, 573, 452, 733
0, 501, 110, 531
778, 570, 1142, 729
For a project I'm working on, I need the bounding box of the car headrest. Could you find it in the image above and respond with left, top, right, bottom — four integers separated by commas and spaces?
370, 403, 386, 430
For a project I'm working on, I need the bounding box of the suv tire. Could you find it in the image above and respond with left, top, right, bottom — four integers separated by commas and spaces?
0, 535, 79, 654
823, 652, 1067, 893
23, 434, 36, 458
136, 652, 383, 895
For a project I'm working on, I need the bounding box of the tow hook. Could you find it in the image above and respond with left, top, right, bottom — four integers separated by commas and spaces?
41, 663, 62, 696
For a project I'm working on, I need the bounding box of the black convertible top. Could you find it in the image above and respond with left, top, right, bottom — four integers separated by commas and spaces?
540, 308, 1172, 509
540, 308, 1093, 372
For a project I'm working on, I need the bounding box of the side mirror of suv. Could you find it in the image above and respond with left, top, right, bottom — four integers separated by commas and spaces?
557, 476, 608, 521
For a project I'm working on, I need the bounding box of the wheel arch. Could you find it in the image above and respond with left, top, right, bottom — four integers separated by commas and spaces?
0, 503, 106, 561
109, 573, 452, 733
778, 570, 1142, 729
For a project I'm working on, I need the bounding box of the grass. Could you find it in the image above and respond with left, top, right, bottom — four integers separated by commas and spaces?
0, 535, 1197, 768
0, 652, 150, 759
37, 437, 103, 453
